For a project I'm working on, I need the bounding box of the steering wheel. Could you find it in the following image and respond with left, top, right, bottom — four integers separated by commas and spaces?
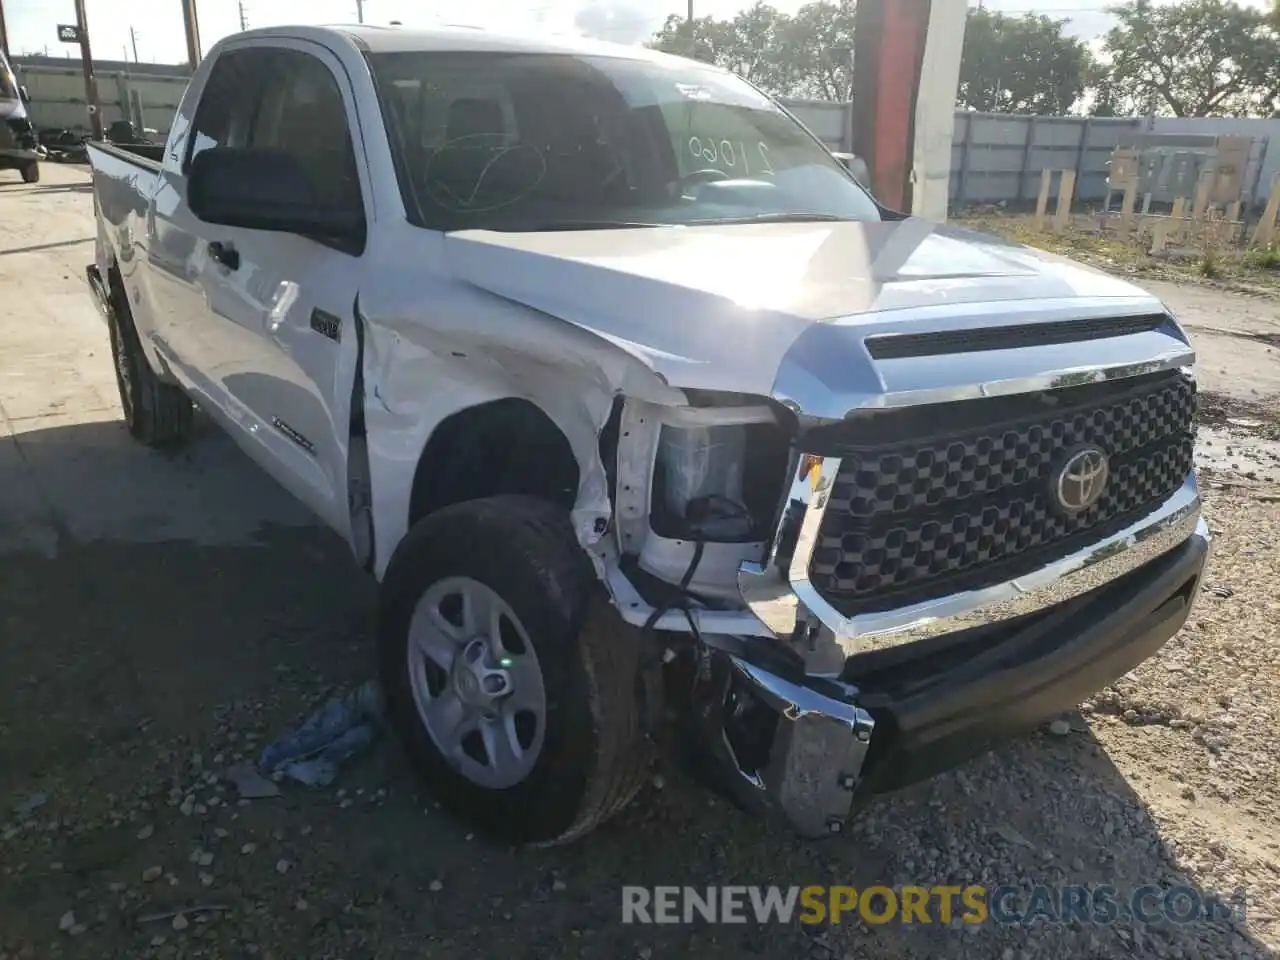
676, 167, 732, 195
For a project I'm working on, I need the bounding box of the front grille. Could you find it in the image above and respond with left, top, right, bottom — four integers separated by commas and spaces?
807, 371, 1196, 615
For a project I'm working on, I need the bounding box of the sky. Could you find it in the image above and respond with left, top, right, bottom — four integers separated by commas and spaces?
2, 0, 1271, 65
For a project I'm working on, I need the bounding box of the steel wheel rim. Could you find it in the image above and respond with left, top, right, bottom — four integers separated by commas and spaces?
407, 576, 547, 789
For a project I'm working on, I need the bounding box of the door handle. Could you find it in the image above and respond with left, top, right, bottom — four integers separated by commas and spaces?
208, 241, 240, 271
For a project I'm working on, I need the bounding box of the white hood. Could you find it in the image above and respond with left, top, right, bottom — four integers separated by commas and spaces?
442, 217, 1160, 396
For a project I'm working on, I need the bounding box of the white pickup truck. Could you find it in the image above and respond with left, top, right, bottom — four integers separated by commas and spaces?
86, 24, 1209, 845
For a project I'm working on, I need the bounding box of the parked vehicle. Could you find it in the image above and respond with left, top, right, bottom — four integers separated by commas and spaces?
0, 49, 40, 183
85, 25, 1209, 845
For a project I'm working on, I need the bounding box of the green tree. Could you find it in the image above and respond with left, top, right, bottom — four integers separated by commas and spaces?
773, 0, 857, 101
958, 9, 1092, 114
648, 13, 729, 65
1099, 0, 1280, 117
648, 0, 855, 100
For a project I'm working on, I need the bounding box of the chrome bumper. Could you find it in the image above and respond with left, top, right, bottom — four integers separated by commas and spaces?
716, 473, 1207, 836
697, 649, 876, 838
739, 455, 1204, 675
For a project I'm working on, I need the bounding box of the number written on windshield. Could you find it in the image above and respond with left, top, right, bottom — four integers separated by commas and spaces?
687, 135, 774, 176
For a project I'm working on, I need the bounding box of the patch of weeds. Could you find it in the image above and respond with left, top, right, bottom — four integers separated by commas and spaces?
1245, 244, 1280, 271
1200, 248, 1221, 278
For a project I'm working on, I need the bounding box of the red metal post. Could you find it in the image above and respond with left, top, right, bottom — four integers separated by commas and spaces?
851, 0, 933, 212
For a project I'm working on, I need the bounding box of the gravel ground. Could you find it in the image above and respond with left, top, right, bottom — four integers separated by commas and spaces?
2, 169, 1279, 959
5, 489, 1279, 960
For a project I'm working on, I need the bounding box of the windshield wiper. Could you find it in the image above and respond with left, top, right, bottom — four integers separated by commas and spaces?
690, 212, 858, 225
509, 219, 669, 232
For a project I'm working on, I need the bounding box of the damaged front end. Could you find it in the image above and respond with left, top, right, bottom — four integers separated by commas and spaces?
598, 394, 880, 837
604, 348, 1208, 838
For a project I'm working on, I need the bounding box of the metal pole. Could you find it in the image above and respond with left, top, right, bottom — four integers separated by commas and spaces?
130, 26, 140, 62
181, 0, 201, 70
72, 0, 105, 139
356, 0, 365, 24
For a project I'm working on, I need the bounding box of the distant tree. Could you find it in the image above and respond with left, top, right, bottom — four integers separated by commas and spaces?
1099, 0, 1280, 117
648, 0, 855, 100
648, 13, 728, 65
958, 9, 1092, 114
772, 0, 857, 101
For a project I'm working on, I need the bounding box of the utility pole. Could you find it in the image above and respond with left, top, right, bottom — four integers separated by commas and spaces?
72, 0, 104, 139
356, 0, 365, 24
181, 0, 201, 70
129, 26, 140, 63
238, 0, 249, 31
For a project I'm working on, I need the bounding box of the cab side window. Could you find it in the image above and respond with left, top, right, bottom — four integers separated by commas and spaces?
186, 47, 365, 250
186, 49, 267, 167
249, 50, 364, 222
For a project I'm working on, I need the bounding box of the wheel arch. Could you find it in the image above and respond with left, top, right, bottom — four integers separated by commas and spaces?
407, 397, 581, 529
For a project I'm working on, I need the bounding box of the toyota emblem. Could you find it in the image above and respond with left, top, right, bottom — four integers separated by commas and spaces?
1053, 446, 1109, 513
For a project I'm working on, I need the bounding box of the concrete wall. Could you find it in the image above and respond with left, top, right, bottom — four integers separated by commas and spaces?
786, 102, 1277, 209
780, 98, 849, 150
1148, 116, 1280, 208
950, 113, 1143, 207
11, 56, 188, 135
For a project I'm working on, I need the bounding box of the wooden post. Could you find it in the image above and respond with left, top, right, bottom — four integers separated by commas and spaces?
181, 0, 202, 69
1191, 169, 1211, 229
1117, 176, 1138, 240
1150, 219, 1172, 255
71, 0, 104, 140
1169, 197, 1186, 245
1034, 168, 1053, 231
1252, 180, 1280, 248
1053, 169, 1076, 232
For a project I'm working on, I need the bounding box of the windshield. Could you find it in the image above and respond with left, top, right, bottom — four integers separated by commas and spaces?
367, 51, 880, 231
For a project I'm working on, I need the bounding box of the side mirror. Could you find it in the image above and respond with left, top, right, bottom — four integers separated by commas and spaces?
832, 151, 870, 187
188, 147, 363, 244
19, 85, 30, 104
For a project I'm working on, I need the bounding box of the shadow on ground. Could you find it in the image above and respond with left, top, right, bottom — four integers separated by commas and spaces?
0, 418, 1271, 959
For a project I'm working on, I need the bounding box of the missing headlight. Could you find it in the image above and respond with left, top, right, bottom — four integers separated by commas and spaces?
650, 419, 791, 543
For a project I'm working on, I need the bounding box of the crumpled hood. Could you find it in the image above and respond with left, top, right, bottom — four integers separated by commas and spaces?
443, 217, 1161, 396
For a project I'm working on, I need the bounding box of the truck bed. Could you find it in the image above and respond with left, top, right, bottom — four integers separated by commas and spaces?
88, 139, 165, 171
87, 140, 163, 264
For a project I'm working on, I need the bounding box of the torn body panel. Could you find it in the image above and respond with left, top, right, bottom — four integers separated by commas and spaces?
356, 272, 686, 581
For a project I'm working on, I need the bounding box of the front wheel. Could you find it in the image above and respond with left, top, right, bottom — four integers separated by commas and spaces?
378, 496, 651, 845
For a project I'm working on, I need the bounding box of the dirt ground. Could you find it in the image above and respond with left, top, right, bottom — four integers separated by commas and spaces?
2, 164, 1279, 960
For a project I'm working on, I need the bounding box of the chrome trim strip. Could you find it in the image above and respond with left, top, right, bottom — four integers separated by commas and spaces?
775, 350, 1195, 421
769, 294, 1193, 423
848, 351, 1195, 411
739, 465, 1202, 670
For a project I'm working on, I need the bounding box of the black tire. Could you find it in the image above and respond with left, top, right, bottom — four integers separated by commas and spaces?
21, 163, 38, 184
379, 495, 651, 845
105, 271, 193, 446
